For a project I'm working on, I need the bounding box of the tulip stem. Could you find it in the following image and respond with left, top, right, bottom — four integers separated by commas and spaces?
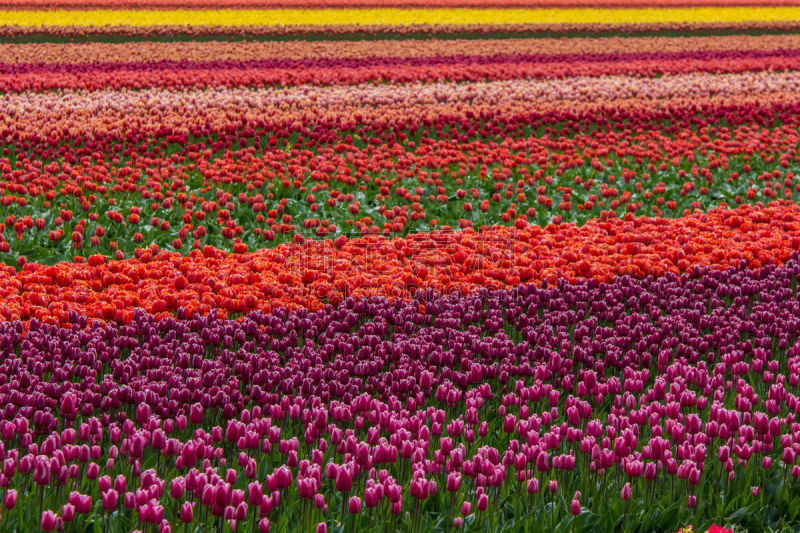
621, 500, 628, 533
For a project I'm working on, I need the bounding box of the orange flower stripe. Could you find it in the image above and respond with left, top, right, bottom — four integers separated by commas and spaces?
1, 202, 797, 326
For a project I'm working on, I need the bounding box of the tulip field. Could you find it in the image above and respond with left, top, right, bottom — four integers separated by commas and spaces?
7, 2, 800, 533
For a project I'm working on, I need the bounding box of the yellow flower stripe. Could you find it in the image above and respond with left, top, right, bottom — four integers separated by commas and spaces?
2, 7, 800, 27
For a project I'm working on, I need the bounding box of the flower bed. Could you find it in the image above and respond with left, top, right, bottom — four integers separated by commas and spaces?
1, 2, 800, 532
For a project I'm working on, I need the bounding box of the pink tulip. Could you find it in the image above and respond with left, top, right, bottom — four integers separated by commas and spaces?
349, 496, 362, 514
447, 473, 461, 492
248, 481, 263, 506
114, 475, 127, 494
170, 477, 185, 499
3, 489, 16, 510
335, 468, 353, 493
41, 510, 58, 532
102, 490, 119, 511
98, 475, 112, 493
190, 403, 204, 425
570, 499, 581, 515
180, 502, 194, 523
477, 494, 488, 512
61, 503, 75, 523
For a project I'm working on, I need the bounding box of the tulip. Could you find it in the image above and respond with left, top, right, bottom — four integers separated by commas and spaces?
180, 502, 194, 523
335, 468, 353, 493
349, 496, 362, 515
61, 503, 75, 523
41, 510, 58, 532
170, 477, 185, 500
477, 494, 488, 512
248, 481, 263, 506
102, 490, 119, 511
98, 475, 112, 493
570, 499, 581, 516
190, 403, 204, 425
2, 489, 16, 511
447, 473, 461, 493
